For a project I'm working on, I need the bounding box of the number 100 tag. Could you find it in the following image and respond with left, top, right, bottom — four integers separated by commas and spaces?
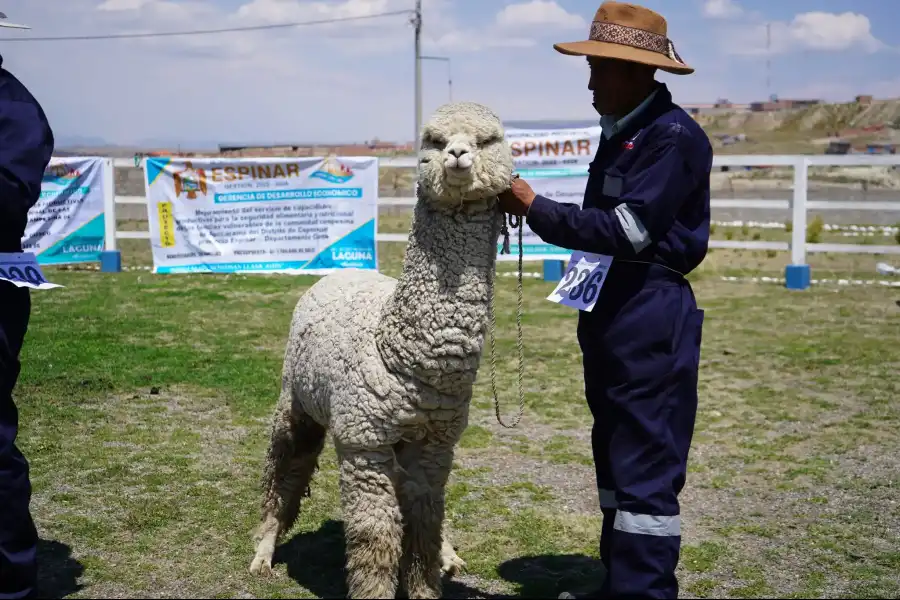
546, 251, 613, 312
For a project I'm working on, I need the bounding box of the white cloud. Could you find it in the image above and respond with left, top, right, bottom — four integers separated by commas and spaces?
1, 0, 600, 146
724, 11, 884, 55
1, 0, 893, 147
96, 0, 153, 10
786, 12, 882, 52
495, 0, 586, 30
234, 0, 392, 23
419, 1, 587, 53
702, 0, 742, 19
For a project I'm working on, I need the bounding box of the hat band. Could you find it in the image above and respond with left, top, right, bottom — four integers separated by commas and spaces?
589, 21, 685, 65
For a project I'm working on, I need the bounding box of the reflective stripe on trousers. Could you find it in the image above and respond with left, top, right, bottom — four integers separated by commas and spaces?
598, 489, 682, 537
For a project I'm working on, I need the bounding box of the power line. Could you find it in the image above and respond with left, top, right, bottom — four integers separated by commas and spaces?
0, 10, 413, 42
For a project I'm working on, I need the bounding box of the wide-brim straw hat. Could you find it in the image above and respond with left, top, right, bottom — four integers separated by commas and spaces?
554, 1, 693, 75
0, 12, 30, 29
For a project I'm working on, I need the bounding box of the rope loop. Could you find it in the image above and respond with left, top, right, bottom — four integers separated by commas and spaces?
489, 208, 525, 428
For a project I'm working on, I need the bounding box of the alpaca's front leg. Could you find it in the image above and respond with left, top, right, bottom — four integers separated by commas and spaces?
399, 440, 455, 599
339, 448, 404, 599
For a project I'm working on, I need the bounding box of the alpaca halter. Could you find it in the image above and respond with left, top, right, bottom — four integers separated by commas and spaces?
488, 205, 526, 429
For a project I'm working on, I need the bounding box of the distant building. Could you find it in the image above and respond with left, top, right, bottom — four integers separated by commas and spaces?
866, 143, 896, 155
681, 102, 749, 116
787, 99, 821, 109
749, 98, 822, 112
856, 94, 874, 105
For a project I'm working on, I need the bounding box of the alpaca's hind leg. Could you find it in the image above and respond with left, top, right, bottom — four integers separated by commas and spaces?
339, 447, 403, 599
440, 520, 466, 577
250, 391, 326, 576
398, 440, 455, 599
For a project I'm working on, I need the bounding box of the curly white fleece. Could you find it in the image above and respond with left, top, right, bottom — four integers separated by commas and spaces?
251, 102, 514, 599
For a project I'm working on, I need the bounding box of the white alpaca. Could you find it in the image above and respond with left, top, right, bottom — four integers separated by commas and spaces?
249, 101, 514, 598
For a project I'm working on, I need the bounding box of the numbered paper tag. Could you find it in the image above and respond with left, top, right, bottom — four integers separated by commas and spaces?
546, 251, 612, 312
0, 253, 63, 290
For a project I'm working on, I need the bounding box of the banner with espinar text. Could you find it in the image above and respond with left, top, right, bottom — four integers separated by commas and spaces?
500, 125, 602, 261
143, 156, 379, 274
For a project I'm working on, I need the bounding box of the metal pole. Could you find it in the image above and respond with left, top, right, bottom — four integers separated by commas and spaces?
421, 55, 452, 103
413, 0, 422, 155
766, 22, 771, 99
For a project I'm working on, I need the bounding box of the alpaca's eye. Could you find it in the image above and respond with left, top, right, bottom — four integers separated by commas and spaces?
423, 133, 446, 147
482, 135, 501, 146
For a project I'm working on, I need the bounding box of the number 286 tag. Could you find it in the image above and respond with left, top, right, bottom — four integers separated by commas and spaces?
546, 251, 613, 312
0, 253, 63, 290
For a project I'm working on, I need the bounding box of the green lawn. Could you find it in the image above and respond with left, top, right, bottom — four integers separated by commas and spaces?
17, 223, 900, 599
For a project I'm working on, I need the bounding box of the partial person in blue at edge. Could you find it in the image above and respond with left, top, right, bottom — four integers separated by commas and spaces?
498, 2, 712, 599
0, 12, 56, 600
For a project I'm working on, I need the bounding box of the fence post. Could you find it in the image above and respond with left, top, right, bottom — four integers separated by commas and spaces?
99, 157, 122, 273
543, 259, 565, 282
785, 157, 810, 289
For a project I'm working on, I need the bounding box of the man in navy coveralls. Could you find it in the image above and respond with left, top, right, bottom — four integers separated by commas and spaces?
498, 2, 712, 598
0, 13, 56, 599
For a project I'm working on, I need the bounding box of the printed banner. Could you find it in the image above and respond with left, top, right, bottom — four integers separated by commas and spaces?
505, 125, 601, 172
143, 156, 379, 274
22, 156, 106, 265
498, 125, 602, 260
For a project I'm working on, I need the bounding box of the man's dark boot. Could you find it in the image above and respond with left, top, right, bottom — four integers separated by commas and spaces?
556, 563, 607, 599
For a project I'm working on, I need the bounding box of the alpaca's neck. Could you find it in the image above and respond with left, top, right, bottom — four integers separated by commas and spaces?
376, 196, 502, 396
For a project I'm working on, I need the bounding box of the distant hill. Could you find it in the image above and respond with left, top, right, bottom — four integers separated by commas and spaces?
696, 99, 900, 135
51, 99, 900, 159
53, 134, 219, 156
54, 134, 112, 148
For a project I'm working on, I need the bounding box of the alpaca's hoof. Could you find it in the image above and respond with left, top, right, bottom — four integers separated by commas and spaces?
249, 554, 276, 577
440, 543, 466, 578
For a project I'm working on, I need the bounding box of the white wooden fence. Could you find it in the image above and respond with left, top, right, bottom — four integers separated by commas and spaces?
105, 154, 900, 288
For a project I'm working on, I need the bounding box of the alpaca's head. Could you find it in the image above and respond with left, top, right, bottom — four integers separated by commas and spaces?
417, 101, 514, 207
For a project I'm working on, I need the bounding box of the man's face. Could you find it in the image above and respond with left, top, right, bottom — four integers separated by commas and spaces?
587, 57, 639, 116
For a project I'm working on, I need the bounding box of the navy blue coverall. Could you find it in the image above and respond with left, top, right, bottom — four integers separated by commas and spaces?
526, 83, 712, 598
0, 53, 55, 600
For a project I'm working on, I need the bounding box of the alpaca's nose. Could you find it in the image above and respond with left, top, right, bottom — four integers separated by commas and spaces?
447, 147, 469, 158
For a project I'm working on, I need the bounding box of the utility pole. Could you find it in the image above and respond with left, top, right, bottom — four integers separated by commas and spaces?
766, 22, 772, 100
413, 0, 422, 155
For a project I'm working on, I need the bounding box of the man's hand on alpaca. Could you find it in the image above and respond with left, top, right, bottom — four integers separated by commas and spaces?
498, 177, 536, 217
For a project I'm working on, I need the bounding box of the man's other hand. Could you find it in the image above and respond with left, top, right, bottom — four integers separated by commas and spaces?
498, 177, 536, 217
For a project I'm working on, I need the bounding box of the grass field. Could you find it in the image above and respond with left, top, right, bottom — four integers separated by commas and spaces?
18, 212, 900, 599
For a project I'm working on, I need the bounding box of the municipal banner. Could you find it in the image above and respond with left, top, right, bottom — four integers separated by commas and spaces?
22, 156, 107, 265
143, 156, 378, 274
499, 125, 602, 260
506, 125, 601, 172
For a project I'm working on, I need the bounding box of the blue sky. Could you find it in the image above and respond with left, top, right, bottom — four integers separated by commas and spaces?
0, 0, 897, 147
